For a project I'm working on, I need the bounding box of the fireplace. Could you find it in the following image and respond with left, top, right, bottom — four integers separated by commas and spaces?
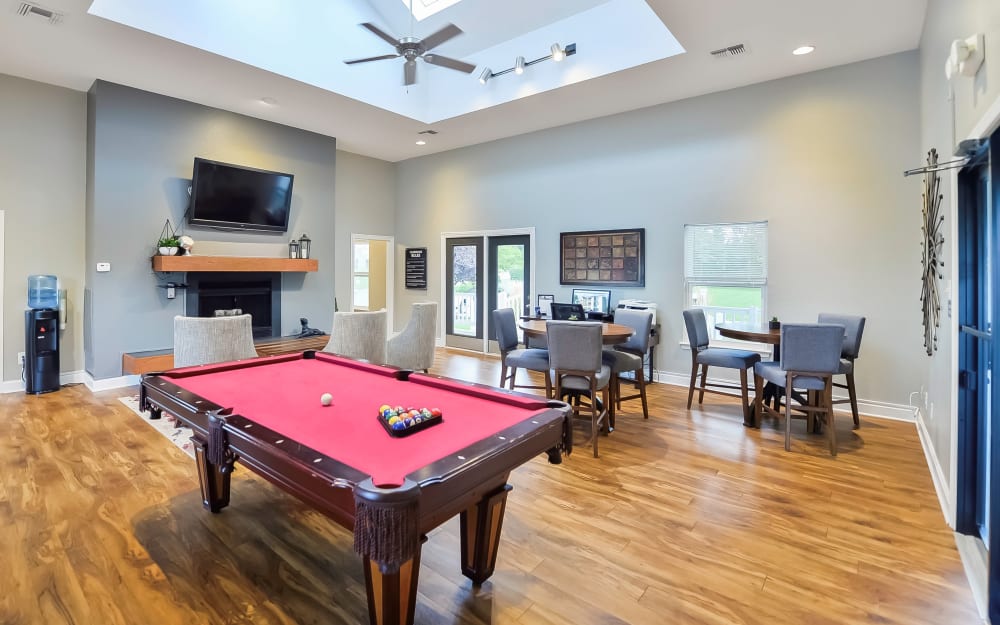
185, 272, 281, 338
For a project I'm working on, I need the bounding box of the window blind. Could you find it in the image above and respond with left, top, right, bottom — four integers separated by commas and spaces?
684, 221, 767, 286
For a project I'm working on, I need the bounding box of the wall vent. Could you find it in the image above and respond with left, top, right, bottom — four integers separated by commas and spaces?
15, 2, 63, 24
418, 130, 438, 135
710, 44, 747, 58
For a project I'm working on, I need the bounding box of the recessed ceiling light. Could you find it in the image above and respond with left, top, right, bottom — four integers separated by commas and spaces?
792, 45, 815, 56
415, 140, 427, 146
259, 97, 278, 106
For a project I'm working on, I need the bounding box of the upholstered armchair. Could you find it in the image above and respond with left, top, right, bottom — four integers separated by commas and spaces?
386, 302, 438, 372
323, 310, 388, 364
173, 314, 258, 367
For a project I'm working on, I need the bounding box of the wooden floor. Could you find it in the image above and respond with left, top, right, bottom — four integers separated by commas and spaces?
0, 349, 980, 625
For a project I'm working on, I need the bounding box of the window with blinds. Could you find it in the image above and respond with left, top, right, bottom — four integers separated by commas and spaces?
683, 221, 768, 333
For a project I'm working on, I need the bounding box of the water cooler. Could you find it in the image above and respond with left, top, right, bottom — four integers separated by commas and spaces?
25, 275, 60, 394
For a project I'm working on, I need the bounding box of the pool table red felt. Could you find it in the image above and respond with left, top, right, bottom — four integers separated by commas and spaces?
166, 352, 551, 486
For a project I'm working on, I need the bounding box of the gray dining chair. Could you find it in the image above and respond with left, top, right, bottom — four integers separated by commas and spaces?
547, 320, 610, 457
817, 313, 867, 429
603, 309, 652, 419
682, 309, 761, 424
753, 323, 845, 455
173, 314, 258, 368
493, 308, 551, 396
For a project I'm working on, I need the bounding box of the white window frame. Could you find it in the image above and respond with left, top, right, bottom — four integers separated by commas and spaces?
681, 221, 770, 354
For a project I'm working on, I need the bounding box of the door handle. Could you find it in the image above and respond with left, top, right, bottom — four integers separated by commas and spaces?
960, 325, 992, 340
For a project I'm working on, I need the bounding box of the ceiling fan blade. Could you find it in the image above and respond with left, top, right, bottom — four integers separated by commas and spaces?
420, 23, 463, 51
360, 22, 401, 48
344, 53, 400, 65
423, 54, 476, 74
404, 59, 417, 86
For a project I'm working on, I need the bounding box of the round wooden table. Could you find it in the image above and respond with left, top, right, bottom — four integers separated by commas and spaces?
518, 319, 634, 345
715, 323, 780, 351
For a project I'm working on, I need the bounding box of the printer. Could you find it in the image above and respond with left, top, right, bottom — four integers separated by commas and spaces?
616, 299, 658, 325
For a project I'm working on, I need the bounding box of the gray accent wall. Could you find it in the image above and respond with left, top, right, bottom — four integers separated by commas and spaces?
85, 81, 338, 379
0, 74, 86, 383
394, 52, 923, 407
919, 0, 1000, 504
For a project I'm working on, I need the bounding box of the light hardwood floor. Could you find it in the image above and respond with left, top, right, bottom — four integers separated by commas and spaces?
0, 348, 980, 624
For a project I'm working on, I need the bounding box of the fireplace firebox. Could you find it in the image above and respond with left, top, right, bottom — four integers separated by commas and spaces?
185, 272, 281, 338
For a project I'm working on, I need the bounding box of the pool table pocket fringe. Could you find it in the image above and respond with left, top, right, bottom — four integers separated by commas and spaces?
353, 478, 421, 575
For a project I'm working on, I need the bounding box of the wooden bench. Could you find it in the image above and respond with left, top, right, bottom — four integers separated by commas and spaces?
122, 335, 330, 375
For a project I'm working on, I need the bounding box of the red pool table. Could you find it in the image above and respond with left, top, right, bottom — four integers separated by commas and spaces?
139, 350, 571, 625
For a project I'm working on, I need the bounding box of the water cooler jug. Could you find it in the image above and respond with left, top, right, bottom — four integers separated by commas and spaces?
25, 275, 60, 394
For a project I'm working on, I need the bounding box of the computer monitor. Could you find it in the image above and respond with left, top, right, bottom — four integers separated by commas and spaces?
571, 289, 611, 314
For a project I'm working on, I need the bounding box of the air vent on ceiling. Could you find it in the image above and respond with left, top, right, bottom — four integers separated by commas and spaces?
15, 2, 62, 24
710, 44, 747, 58
418, 130, 438, 135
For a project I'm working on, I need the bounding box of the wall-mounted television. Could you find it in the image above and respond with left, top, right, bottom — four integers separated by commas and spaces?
187, 158, 293, 233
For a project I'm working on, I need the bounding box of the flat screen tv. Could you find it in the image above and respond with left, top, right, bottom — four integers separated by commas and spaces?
187, 158, 293, 232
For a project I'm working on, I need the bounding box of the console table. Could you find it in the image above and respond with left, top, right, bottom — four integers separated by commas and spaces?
122, 335, 330, 375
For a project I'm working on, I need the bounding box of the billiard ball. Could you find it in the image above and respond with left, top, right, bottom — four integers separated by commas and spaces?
430, 408, 442, 417
321, 393, 333, 406
388, 416, 400, 425
379, 404, 391, 414
391, 421, 406, 431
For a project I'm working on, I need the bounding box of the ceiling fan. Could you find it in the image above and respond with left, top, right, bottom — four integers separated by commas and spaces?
343, 3, 476, 86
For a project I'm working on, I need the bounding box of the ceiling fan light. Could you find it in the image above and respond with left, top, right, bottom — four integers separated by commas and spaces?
479, 68, 492, 84
551, 44, 565, 62
514, 56, 525, 75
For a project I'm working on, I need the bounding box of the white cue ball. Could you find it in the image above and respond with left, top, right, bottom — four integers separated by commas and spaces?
320, 393, 333, 406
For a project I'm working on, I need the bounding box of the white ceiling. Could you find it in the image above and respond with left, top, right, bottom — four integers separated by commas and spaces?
0, 0, 927, 162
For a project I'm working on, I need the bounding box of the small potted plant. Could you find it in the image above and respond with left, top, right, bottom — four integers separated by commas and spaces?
769, 316, 780, 330
157, 236, 180, 256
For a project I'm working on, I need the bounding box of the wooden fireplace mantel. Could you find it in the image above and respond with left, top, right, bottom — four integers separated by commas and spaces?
151, 255, 318, 273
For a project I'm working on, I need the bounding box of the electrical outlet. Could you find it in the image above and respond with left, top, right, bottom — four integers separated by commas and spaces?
17, 352, 25, 366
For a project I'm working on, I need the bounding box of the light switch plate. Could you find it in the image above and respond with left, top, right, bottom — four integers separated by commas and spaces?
96, 262, 111, 272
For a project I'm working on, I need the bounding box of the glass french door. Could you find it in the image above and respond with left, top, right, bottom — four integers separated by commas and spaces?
487, 235, 531, 353
445, 237, 484, 350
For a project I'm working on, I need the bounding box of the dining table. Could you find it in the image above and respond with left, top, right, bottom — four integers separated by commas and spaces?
518, 319, 634, 346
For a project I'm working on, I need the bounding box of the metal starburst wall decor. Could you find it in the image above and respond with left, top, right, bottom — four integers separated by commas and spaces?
920, 149, 945, 356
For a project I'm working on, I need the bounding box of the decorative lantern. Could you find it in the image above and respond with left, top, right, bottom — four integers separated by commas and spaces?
298, 234, 312, 259
288, 240, 300, 259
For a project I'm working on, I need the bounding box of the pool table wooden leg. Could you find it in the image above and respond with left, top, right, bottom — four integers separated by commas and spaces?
193, 437, 231, 513
362, 550, 422, 625
460, 483, 513, 585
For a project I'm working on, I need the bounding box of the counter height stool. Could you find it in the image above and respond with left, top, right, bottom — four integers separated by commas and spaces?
493, 308, 551, 397
682, 309, 762, 424
548, 320, 610, 457
817, 313, 866, 429
603, 309, 653, 420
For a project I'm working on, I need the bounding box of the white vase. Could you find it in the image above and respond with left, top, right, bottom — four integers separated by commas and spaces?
158, 247, 179, 256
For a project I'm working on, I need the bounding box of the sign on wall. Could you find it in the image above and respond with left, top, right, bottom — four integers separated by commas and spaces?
405, 247, 428, 289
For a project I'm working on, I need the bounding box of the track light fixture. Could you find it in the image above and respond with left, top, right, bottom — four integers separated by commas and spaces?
478, 42, 576, 85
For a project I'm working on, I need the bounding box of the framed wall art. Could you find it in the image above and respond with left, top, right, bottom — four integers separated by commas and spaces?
559, 228, 645, 287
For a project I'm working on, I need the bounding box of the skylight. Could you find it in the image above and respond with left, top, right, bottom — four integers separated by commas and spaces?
401, 0, 465, 21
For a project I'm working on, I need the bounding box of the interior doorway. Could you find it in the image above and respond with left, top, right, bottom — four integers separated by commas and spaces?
350, 234, 394, 324
442, 228, 535, 353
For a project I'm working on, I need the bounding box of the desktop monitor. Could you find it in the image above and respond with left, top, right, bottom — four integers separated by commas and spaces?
572, 289, 611, 314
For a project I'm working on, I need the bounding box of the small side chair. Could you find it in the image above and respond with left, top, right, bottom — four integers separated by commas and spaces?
173, 314, 258, 368
386, 302, 438, 372
323, 310, 388, 364
682, 309, 761, 424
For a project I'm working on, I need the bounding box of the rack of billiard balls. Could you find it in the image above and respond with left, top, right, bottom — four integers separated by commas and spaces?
378, 405, 443, 437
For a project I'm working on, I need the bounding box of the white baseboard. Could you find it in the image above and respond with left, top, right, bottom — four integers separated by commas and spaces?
955, 533, 989, 621
915, 407, 954, 527
0, 370, 86, 394
654, 369, 917, 422
83, 372, 141, 392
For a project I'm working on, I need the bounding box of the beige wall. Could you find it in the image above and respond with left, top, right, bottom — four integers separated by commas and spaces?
0, 75, 86, 383
919, 0, 1000, 511
395, 52, 923, 408
368, 239, 388, 311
